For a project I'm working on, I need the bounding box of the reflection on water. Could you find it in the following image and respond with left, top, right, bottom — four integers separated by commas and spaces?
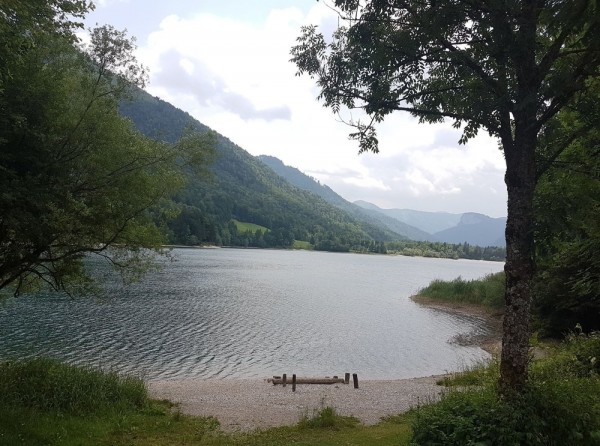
0, 249, 503, 380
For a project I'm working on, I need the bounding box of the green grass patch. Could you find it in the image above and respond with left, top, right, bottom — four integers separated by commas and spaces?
292, 239, 313, 250
232, 219, 269, 233
416, 271, 505, 309
298, 405, 360, 430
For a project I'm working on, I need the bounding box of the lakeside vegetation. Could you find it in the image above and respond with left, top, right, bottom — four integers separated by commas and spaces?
3, 331, 598, 445
415, 272, 506, 309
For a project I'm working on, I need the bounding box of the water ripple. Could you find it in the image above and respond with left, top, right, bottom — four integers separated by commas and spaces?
0, 249, 503, 380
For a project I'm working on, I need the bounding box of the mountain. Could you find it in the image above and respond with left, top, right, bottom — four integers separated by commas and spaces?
119, 90, 406, 250
258, 155, 432, 241
354, 201, 462, 233
433, 213, 507, 247
354, 201, 506, 247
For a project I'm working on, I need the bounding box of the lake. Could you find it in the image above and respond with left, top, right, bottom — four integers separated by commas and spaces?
0, 248, 504, 380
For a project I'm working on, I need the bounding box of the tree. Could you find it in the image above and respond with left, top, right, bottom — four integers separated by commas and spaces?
0, 3, 215, 295
291, 0, 600, 394
533, 80, 600, 336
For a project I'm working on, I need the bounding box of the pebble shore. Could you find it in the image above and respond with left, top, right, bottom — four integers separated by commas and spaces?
148, 376, 445, 432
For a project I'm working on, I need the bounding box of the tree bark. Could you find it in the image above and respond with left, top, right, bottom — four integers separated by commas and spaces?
500, 133, 537, 395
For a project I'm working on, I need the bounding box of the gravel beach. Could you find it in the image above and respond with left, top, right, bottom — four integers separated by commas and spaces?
148, 376, 445, 432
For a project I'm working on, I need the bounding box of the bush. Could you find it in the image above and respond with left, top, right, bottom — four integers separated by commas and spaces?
412, 333, 600, 445
0, 357, 148, 414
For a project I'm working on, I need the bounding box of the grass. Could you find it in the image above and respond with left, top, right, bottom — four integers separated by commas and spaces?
292, 239, 313, 250
231, 219, 269, 234
416, 271, 505, 309
5, 333, 599, 445
298, 403, 359, 430
0, 358, 413, 445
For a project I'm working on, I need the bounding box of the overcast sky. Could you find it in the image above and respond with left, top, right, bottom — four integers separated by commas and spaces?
83, 0, 508, 217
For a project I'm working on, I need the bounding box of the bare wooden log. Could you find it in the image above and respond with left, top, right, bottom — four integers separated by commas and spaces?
353, 373, 359, 389
268, 377, 345, 385
344, 373, 350, 384
292, 374, 296, 392
282, 373, 287, 387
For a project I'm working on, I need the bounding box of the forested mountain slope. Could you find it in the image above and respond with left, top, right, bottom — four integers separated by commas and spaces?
119, 91, 405, 250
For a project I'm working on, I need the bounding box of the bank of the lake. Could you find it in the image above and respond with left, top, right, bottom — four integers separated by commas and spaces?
148, 375, 445, 432
148, 292, 505, 433
411, 295, 503, 355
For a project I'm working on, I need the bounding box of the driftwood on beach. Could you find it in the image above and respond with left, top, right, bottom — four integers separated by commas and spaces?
268, 376, 345, 385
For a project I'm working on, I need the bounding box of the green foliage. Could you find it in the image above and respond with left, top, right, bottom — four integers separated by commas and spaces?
0, 358, 147, 414
412, 333, 600, 445
417, 272, 505, 309
0, 6, 215, 295
387, 240, 505, 262
533, 81, 600, 337
532, 331, 600, 380
438, 358, 500, 388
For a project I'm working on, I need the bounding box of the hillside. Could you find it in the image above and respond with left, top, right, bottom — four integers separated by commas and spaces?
354, 201, 462, 234
119, 91, 404, 251
258, 155, 431, 241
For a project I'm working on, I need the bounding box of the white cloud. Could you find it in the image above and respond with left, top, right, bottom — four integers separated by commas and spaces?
90, 1, 508, 217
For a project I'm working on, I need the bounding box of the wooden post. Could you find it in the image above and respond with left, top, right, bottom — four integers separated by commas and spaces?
282, 373, 287, 387
292, 374, 297, 392
344, 373, 350, 384
353, 373, 359, 389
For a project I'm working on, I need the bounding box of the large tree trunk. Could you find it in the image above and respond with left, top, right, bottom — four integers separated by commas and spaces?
500, 134, 537, 395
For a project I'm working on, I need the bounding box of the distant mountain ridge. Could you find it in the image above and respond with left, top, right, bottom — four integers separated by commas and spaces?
354, 201, 506, 247
353, 201, 462, 233
433, 212, 507, 247
258, 155, 432, 241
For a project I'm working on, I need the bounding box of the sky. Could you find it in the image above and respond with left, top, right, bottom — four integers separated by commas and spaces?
82, 0, 508, 217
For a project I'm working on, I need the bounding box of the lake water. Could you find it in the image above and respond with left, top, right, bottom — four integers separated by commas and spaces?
0, 248, 503, 381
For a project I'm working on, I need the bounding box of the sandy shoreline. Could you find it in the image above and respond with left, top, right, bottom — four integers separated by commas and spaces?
148, 376, 446, 432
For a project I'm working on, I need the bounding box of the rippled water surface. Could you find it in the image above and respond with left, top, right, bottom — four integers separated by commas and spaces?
0, 248, 504, 380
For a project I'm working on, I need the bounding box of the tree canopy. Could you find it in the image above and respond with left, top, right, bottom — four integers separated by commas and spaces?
0, 2, 215, 295
291, 0, 600, 393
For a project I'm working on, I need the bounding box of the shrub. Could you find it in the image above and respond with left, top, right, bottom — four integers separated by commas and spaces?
412, 333, 600, 445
